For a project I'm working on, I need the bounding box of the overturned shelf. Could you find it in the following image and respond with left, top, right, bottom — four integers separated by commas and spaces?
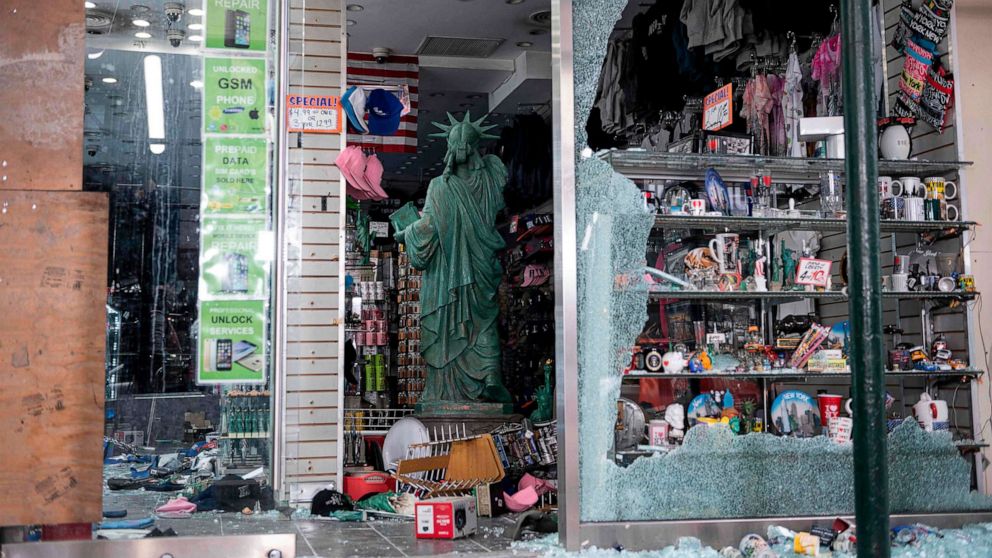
652, 214, 975, 235
601, 150, 973, 183
621, 369, 985, 381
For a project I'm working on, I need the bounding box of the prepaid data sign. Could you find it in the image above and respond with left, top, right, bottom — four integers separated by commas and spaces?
198, 300, 266, 384
204, 57, 266, 135
204, 0, 269, 52
703, 83, 733, 131
200, 217, 268, 298
203, 137, 268, 214
287, 95, 342, 133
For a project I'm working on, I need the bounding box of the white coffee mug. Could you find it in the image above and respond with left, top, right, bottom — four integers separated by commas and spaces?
913, 393, 949, 432
904, 197, 925, 221
878, 176, 902, 200
899, 176, 923, 197
682, 198, 707, 215
924, 176, 958, 200
829, 416, 853, 443
892, 273, 909, 292
943, 202, 959, 222
708, 233, 740, 275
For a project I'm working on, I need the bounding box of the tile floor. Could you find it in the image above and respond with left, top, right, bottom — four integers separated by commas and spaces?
103, 482, 538, 558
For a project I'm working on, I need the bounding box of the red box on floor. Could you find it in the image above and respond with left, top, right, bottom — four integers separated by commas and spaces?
415, 497, 478, 540
343, 471, 395, 501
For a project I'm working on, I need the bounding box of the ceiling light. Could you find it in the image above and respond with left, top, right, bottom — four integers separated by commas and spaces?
144, 55, 166, 148
149, 143, 166, 155
84, 1, 96, 7
135, 31, 152, 39
429, 92, 445, 98
346, 4, 364, 11
517, 41, 533, 47
102, 77, 117, 84
188, 34, 203, 42
187, 8, 203, 16
133, 18, 150, 27
467, 94, 483, 99
506, 0, 525, 4
188, 22, 202, 30
190, 80, 203, 88
346, 19, 356, 26
87, 50, 104, 59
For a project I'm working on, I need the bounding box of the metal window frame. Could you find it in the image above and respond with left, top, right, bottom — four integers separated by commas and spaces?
551, 0, 992, 552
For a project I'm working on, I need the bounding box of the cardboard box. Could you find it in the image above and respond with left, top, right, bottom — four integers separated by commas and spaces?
415, 497, 477, 539
474, 479, 513, 517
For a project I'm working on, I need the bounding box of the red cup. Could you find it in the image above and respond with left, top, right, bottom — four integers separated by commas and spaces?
818, 394, 843, 435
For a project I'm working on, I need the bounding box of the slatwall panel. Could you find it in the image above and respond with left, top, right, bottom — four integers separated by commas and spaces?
789, 1, 975, 438
283, 0, 346, 504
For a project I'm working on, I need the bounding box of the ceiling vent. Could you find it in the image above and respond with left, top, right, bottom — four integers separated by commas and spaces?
529, 10, 552, 28
86, 10, 114, 35
416, 36, 504, 58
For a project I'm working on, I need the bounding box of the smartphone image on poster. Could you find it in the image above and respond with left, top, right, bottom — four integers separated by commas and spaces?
215, 339, 233, 371
224, 9, 251, 49
221, 252, 249, 293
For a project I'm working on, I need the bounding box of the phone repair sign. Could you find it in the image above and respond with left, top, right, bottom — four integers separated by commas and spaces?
703, 83, 733, 131
287, 95, 342, 134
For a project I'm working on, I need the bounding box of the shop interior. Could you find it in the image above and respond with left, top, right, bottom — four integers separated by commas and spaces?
581, 0, 987, 524
339, 0, 559, 516
81, 0, 558, 548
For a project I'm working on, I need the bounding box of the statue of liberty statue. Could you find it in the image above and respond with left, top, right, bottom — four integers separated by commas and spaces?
394, 113, 512, 410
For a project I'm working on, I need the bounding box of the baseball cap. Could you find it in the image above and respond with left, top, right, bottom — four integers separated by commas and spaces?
341, 86, 369, 134
520, 264, 551, 287
335, 146, 374, 199
366, 89, 404, 136
363, 154, 389, 200
516, 213, 553, 242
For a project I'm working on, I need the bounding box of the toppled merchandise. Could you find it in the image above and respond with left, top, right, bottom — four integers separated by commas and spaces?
514, 521, 992, 557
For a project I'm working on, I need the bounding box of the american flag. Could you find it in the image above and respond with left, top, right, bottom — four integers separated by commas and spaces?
346, 52, 419, 154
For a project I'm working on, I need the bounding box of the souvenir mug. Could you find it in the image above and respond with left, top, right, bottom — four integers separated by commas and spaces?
913, 393, 949, 432
924, 176, 958, 201
817, 394, 844, 435
709, 233, 740, 275
878, 176, 902, 200
897, 176, 923, 197
682, 198, 707, 215
892, 273, 909, 292
904, 197, 925, 221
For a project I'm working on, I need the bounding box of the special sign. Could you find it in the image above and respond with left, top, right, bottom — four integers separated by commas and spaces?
796, 258, 833, 287
286, 95, 342, 134
703, 83, 733, 131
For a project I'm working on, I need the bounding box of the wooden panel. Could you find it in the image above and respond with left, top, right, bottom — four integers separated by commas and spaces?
285, 457, 339, 477
0, 190, 108, 526
0, 0, 84, 190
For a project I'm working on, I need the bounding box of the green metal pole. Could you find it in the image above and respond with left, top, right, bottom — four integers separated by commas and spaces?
839, 0, 888, 556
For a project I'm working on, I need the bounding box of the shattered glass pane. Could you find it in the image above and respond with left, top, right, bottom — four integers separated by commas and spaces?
570, 0, 992, 522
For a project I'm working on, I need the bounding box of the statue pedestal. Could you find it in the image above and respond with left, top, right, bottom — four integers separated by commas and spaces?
415, 400, 522, 437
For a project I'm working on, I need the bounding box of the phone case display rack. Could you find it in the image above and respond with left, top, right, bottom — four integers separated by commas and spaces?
219, 386, 272, 469
606, 151, 985, 462
396, 248, 426, 407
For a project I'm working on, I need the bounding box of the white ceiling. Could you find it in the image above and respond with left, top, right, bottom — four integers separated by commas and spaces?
345, 0, 551, 59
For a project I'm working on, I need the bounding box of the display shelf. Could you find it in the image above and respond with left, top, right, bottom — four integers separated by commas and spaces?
600, 150, 972, 183
642, 289, 977, 304
219, 432, 270, 439
652, 214, 974, 235
621, 369, 984, 381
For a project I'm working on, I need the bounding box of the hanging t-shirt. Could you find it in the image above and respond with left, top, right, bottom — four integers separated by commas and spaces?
783, 52, 805, 158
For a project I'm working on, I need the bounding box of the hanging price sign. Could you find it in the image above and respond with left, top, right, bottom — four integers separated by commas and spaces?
286, 95, 342, 133
703, 83, 733, 131
796, 258, 833, 287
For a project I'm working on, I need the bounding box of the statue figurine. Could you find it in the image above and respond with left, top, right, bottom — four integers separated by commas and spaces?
355, 210, 371, 265
781, 242, 797, 290
394, 113, 511, 406
531, 359, 554, 422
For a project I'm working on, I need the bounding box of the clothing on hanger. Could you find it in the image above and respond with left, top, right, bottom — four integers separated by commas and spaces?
782, 51, 805, 157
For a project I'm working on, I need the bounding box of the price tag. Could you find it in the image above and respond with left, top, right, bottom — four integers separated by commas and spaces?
796, 258, 833, 287
286, 95, 342, 133
369, 221, 389, 239
703, 84, 733, 131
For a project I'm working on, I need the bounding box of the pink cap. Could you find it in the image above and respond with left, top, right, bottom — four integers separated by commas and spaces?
363, 154, 389, 200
